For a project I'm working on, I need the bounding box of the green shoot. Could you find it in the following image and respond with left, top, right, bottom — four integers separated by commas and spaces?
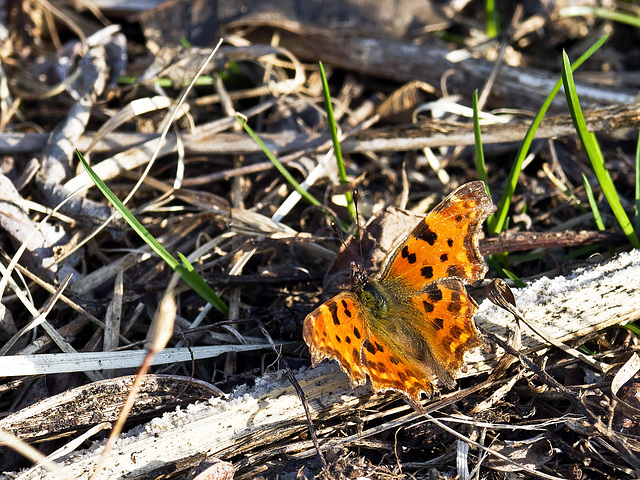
76, 150, 229, 316
236, 116, 323, 210
582, 174, 606, 231
236, 116, 345, 231
622, 322, 640, 336
485, 0, 499, 38
472, 90, 490, 196
319, 61, 356, 222
561, 51, 640, 248
490, 34, 608, 234
502, 268, 526, 288
560, 6, 640, 28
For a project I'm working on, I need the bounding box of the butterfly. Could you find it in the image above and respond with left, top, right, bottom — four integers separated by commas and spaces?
303, 181, 496, 401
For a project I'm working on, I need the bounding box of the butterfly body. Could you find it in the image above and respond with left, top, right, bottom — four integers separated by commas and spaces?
303, 181, 496, 401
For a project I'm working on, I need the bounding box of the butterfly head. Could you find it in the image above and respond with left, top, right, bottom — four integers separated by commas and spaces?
349, 261, 369, 290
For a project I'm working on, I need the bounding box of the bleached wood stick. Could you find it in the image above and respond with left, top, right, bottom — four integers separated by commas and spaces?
7, 250, 640, 479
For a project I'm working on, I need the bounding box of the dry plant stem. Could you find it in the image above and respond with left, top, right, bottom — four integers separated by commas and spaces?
36, 43, 110, 222
6, 258, 127, 342
0, 274, 74, 356
487, 279, 606, 372
476, 5, 524, 111
0, 429, 74, 480
275, 32, 635, 108
121, 38, 224, 208
90, 269, 179, 479
480, 230, 626, 255
0, 175, 77, 288
255, 319, 326, 467
480, 329, 640, 472
3, 103, 639, 158
88, 353, 155, 480
480, 323, 586, 413
422, 413, 564, 480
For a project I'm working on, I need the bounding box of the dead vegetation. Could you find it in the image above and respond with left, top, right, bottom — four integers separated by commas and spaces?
0, 1, 640, 479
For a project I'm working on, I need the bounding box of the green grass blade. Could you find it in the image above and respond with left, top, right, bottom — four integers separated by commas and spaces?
472, 90, 489, 189
319, 61, 356, 222
561, 52, 640, 248
236, 115, 346, 232
236, 116, 323, 209
560, 6, 640, 28
622, 322, 640, 336
502, 268, 526, 288
490, 34, 608, 234
472, 90, 494, 226
582, 174, 606, 231
76, 150, 229, 316
484, 0, 499, 37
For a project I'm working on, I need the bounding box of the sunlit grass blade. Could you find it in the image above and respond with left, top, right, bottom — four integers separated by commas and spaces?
490, 34, 608, 234
484, 0, 499, 37
472, 90, 494, 225
560, 6, 640, 28
236, 115, 346, 232
319, 61, 356, 222
582, 174, 606, 231
501, 268, 526, 288
76, 150, 229, 316
236, 116, 323, 210
561, 52, 640, 248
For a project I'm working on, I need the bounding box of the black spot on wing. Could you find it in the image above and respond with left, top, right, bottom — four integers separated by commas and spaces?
353, 327, 361, 339
421, 266, 433, 279
450, 325, 463, 338
341, 299, 352, 318
448, 291, 462, 314
401, 246, 417, 264
428, 288, 443, 302
328, 302, 340, 326
364, 339, 376, 355
423, 301, 434, 313
414, 223, 438, 245
447, 264, 466, 278
434, 318, 444, 330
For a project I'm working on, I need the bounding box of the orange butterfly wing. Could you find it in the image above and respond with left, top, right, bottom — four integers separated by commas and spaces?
303, 181, 495, 401
302, 292, 369, 386
379, 181, 494, 289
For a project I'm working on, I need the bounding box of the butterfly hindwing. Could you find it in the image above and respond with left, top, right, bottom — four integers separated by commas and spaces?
360, 330, 438, 399
410, 278, 482, 376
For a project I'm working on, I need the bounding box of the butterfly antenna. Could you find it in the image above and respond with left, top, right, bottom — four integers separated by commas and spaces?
353, 190, 365, 267
329, 220, 349, 253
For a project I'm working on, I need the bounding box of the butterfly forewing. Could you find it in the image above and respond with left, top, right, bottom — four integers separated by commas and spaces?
379, 181, 495, 290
